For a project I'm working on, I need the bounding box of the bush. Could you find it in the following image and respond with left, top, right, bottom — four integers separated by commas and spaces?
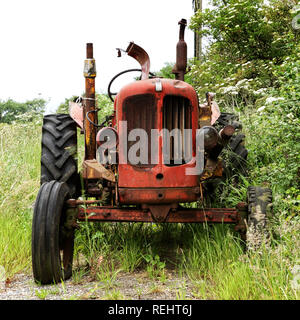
189, 0, 300, 215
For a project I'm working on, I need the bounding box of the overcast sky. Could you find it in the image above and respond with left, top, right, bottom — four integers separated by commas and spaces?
0, 0, 204, 112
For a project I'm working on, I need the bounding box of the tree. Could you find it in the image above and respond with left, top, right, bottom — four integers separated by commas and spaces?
0, 98, 46, 123
193, 0, 203, 60
190, 0, 298, 63
189, 0, 299, 99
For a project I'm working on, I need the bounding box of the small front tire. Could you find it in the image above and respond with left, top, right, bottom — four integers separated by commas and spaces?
32, 181, 74, 284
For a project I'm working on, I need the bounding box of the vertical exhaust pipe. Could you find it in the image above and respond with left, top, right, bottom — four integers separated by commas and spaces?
84, 43, 97, 160
172, 19, 187, 81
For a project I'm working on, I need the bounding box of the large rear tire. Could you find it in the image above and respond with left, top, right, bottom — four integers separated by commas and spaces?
41, 114, 79, 197
32, 181, 74, 284
204, 112, 248, 199
225, 133, 248, 177
215, 112, 248, 177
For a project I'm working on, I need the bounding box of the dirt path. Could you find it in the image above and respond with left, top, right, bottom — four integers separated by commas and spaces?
0, 271, 197, 300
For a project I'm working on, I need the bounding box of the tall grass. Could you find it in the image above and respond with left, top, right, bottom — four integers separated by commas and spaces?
0, 123, 41, 277
180, 222, 300, 299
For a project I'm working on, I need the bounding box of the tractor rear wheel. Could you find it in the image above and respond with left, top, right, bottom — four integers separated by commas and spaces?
246, 186, 273, 251
204, 113, 248, 199
225, 133, 248, 177
41, 114, 79, 197
214, 112, 248, 177
32, 181, 74, 284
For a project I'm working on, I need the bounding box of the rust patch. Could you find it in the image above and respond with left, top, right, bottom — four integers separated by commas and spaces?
199, 106, 212, 127
82, 159, 115, 182
77, 206, 239, 224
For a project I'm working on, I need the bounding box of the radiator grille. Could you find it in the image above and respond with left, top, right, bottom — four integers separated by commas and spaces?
162, 95, 192, 166
122, 94, 156, 167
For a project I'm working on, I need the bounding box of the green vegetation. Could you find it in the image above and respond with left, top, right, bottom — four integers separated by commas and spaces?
0, 124, 40, 277
0, 98, 46, 124
0, 0, 299, 299
189, 0, 300, 214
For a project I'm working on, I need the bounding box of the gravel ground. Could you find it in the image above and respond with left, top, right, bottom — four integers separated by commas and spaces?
0, 271, 197, 300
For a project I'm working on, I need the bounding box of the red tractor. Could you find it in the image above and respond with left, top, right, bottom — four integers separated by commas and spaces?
32, 19, 272, 284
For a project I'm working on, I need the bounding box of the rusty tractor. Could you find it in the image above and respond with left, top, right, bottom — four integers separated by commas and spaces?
32, 19, 272, 284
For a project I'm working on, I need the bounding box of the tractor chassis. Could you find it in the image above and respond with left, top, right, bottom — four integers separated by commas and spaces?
66, 199, 248, 237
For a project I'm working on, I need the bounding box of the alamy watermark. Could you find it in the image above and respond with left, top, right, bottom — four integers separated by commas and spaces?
97, 121, 207, 176
291, 265, 300, 290
292, 5, 300, 30
0, 266, 5, 289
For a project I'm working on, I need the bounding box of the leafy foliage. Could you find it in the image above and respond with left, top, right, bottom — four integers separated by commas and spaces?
189, 0, 300, 215
0, 98, 46, 123
191, 0, 298, 61
189, 0, 299, 99
56, 95, 79, 114
155, 60, 195, 85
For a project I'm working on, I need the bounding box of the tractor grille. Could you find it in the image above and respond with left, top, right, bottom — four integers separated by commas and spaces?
162, 95, 192, 166
122, 94, 156, 167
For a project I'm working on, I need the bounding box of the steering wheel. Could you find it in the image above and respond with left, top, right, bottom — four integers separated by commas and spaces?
107, 68, 156, 102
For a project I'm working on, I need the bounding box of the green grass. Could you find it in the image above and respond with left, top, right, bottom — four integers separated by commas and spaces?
0, 123, 41, 277
0, 121, 299, 299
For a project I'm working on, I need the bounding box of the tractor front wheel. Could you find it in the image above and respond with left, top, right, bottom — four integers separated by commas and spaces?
32, 181, 75, 284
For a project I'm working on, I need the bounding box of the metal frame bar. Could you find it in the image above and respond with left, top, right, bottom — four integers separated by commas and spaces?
73, 204, 240, 224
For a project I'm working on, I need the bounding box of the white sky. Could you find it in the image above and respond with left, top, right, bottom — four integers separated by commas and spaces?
0, 0, 200, 113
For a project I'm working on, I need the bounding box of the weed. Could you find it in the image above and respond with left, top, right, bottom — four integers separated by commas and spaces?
72, 267, 88, 285
102, 289, 124, 300
35, 288, 50, 300
175, 287, 187, 300
143, 253, 166, 280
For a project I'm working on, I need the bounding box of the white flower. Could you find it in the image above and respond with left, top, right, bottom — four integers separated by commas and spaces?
236, 79, 249, 88
222, 86, 237, 93
265, 97, 284, 104
291, 5, 300, 14
253, 88, 267, 95
257, 106, 266, 112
